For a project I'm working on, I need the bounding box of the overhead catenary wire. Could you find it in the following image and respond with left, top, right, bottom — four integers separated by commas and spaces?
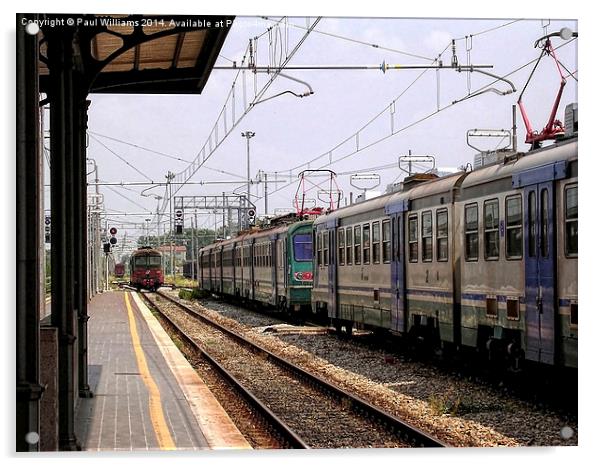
271, 19, 525, 177
104, 185, 155, 213
90, 134, 154, 183
158, 18, 519, 219
262, 16, 436, 62
164, 17, 322, 216
88, 131, 247, 179
257, 37, 577, 205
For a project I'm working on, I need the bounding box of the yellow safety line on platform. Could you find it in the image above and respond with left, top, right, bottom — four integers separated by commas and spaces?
124, 292, 176, 450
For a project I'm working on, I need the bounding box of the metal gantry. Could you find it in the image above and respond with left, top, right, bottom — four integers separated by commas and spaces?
174, 194, 257, 236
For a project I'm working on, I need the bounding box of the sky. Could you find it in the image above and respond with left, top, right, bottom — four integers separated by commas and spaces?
47, 14, 578, 250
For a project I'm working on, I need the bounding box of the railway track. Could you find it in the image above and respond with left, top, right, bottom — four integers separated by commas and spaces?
141, 290, 448, 449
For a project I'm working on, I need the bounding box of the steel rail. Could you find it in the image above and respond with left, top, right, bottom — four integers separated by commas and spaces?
139, 291, 308, 449
154, 289, 448, 448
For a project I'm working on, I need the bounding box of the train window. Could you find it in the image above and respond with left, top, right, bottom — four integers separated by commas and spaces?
436, 209, 448, 261
316, 232, 322, 266
421, 211, 432, 262
323, 231, 329, 266
506, 195, 523, 260
465, 204, 478, 261
540, 189, 549, 258
362, 224, 371, 264
565, 185, 578, 257
354, 226, 361, 264
346, 227, 353, 265
484, 200, 500, 260
382, 220, 391, 263
338, 228, 345, 265
507, 298, 519, 320
372, 221, 381, 264
486, 297, 498, 317
407, 216, 417, 261
570, 303, 578, 326
528, 191, 536, 257
293, 234, 313, 262
148, 256, 161, 267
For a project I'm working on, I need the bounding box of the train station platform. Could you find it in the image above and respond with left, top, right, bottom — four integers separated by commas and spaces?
73, 290, 251, 451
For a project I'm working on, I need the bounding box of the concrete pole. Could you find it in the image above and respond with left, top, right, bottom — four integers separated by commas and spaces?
169, 173, 175, 281
264, 171, 268, 216
194, 210, 198, 279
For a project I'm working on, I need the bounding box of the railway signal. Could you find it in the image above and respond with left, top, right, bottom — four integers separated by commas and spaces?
44, 215, 51, 243
109, 226, 118, 246
175, 209, 184, 234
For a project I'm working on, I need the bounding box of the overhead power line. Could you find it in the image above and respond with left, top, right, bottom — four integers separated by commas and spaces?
160, 17, 322, 220
262, 16, 435, 62
90, 134, 154, 182
257, 37, 577, 204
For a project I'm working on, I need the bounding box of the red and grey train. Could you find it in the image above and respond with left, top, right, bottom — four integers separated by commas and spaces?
129, 246, 164, 291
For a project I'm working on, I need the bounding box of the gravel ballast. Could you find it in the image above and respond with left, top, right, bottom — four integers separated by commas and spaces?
164, 290, 577, 448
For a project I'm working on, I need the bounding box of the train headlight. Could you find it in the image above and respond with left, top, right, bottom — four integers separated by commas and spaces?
294, 271, 313, 281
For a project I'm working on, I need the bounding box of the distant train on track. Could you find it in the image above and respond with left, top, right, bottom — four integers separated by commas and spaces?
129, 246, 164, 291
199, 131, 577, 370
114, 262, 125, 278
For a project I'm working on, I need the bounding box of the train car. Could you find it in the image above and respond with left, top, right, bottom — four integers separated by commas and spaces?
456, 137, 577, 368
114, 263, 125, 278
199, 220, 314, 313
313, 191, 395, 334
129, 246, 164, 291
312, 130, 577, 370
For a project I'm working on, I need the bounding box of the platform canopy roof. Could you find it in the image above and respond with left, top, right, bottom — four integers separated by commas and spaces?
38, 14, 234, 94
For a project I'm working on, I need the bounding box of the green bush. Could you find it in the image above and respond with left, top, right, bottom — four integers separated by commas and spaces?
178, 288, 209, 301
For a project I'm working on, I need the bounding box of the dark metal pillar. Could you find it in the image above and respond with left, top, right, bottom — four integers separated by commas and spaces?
16, 14, 44, 452
47, 26, 80, 451
77, 97, 93, 398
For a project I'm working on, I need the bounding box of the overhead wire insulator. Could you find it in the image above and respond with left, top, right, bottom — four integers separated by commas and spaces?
466, 35, 473, 93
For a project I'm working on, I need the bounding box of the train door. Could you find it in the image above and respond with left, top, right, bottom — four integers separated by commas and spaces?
270, 236, 277, 306
250, 239, 256, 301
219, 246, 224, 293
385, 197, 408, 333
390, 213, 407, 333
524, 181, 557, 365
327, 226, 338, 317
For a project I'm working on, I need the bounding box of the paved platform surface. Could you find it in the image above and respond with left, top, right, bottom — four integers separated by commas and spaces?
74, 290, 251, 451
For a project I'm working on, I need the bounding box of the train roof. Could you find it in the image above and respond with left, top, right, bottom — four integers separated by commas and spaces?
199, 220, 313, 252
314, 172, 466, 226
461, 137, 577, 190
313, 191, 395, 226
131, 247, 162, 256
